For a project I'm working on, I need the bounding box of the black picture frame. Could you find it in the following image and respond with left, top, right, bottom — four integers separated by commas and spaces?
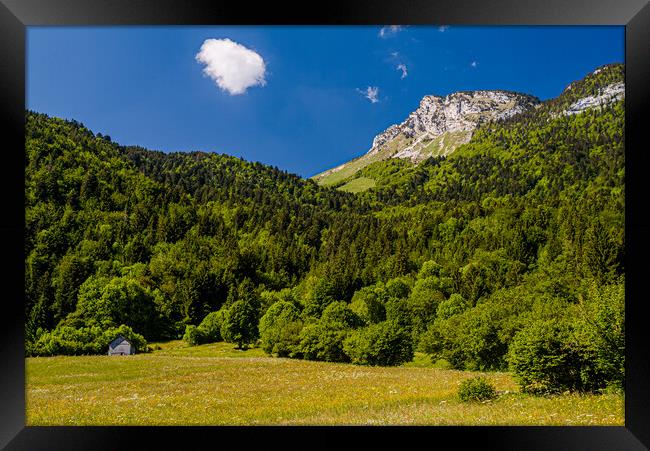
1, 0, 648, 449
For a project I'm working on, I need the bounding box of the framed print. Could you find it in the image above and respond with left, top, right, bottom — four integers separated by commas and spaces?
1, 0, 649, 449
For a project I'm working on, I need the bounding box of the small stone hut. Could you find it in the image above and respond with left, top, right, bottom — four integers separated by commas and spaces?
108, 335, 135, 356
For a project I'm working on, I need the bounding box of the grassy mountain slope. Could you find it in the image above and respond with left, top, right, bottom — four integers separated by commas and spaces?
314, 130, 472, 188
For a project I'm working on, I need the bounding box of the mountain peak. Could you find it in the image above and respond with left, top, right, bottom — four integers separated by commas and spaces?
313, 64, 623, 189
313, 89, 539, 186
367, 90, 539, 161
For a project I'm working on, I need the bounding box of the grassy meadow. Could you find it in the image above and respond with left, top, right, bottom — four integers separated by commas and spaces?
26, 341, 624, 426
339, 177, 377, 193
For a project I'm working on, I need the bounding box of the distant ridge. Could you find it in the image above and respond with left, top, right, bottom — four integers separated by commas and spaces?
313, 63, 624, 190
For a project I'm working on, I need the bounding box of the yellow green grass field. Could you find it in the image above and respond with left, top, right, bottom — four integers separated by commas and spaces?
26, 341, 624, 426
339, 177, 377, 193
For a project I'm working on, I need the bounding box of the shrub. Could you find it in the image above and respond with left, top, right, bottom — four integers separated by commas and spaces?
416, 275, 453, 298
295, 323, 325, 360
183, 325, 207, 346
198, 309, 226, 342
574, 281, 625, 391
29, 324, 147, 356
295, 302, 362, 362
436, 293, 470, 320
183, 308, 228, 346
421, 293, 526, 371
458, 376, 497, 402
418, 322, 444, 356
260, 288, 299, 316
320, 301, 364, 330
343, 320, 414, 366
221, 299, 259, 349
406, 278, 446, 339
508, 281, 625, 395
258, 301, 303, 357
296, 323, 350, 362
507, 319, 585, 394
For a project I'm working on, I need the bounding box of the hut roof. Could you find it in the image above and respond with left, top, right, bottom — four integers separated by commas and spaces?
109, 335, 131, 349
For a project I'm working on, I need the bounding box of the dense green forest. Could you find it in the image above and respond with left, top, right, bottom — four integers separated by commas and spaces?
25, 64, 624, 394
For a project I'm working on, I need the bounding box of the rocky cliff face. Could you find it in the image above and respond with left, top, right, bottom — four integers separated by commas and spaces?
367, 90, 540, 162
563, 82, 624, 116
313, 89, 540, 184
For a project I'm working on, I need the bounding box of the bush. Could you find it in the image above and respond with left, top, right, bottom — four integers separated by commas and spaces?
436, 293, 470, 320
198, 309, 226, 342
507, 319, 585, 394
508, 282, 625, 395
384, 277, 411, 300
29, 324, 147, 356
258, 301, 303, 357
458, 376, 497, 402
183, 309, 228, 346
421, 292, 528, 371
295, 302, 362, 362
343, 320, 414, 366
296, 323, 350, 362
221, 299, 259, 349
406, 278, 446, 339
574, 281, 625, 391
320, 301, 364, 330
183, 325, 207, 346
295, 323, 325, 360
260, 288, 299, 316
420, 310, 506, 371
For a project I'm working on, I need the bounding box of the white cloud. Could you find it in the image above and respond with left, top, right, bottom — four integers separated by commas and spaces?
438, 25, 449, 32
470, 60, 478, 68
387, 52, 408, 79
379, 25, 403, 38
397, 63, 408, 79
357, 86, 380, 103
196, 38, 266, 95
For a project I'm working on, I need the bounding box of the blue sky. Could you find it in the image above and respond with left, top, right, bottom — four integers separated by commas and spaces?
27, 26, 624, 177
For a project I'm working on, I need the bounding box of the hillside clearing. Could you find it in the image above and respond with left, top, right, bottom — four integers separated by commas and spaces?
339, 177, 377, 193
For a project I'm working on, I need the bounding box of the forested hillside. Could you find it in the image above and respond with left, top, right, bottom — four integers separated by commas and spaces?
25, 63, 624, 394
